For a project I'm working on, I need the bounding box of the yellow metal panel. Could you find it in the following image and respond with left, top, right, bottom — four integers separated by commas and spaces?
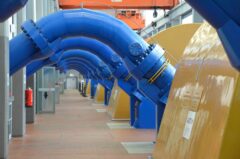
94, 84, 105, 103
86, 80, 91, 95
147, 24, 201, 66
108, 80, 130, 120
153, 23, 240, 159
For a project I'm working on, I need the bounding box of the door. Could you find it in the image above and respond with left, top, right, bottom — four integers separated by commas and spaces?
37, 67, 56, 113
66, 77, 77, 89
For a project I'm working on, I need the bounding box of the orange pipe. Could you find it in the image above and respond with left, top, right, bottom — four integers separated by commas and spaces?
58, 0, 179, 9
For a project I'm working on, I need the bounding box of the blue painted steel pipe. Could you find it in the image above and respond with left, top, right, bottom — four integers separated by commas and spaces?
186, 0, 240, 70
11, 9, 176, 130
0, 0, 28, 22
58, 62, 110, 89
58, 50, 113, 80
59, 59, 114, 92
60, 59, 111, 84
58, 61, 99, 80
90, 80, 98, 98
59, 64, 94, 80
26, 36, 156, 128
59, 61, 113, 104
11, 9, 175, 106
27, 37, 133, 87
58, 59, 110, 82
61, 63, 111, 103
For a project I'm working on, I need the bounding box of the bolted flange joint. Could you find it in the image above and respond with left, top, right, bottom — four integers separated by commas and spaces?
129, 44, 165, 80
21, 20, 53, 58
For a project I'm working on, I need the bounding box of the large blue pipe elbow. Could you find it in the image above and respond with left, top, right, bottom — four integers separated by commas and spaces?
59, 37, 129, 79
12, 8, 175, 106
0, 0, 28, 22
27, 37, 137, 95
186, 0, 240, 70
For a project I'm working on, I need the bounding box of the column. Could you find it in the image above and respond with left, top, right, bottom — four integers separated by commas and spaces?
26, 0, 37, 124
0, 21, 10, 159
12, 7, 27, 137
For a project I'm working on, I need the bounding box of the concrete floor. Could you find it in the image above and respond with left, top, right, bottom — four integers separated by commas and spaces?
8, 90, 155, 159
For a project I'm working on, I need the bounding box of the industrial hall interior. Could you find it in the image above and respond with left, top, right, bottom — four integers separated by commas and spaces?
0, 0, 240, 159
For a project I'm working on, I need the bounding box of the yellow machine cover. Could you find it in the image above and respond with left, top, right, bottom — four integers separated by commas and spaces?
153, 23, 240, 159
94, 84, 105, 103
107, 80, 130, 120
148, 23, 201, 66
86, 80, 91, 96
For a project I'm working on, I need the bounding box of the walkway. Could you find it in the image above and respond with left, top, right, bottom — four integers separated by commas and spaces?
8, 90, 155, 159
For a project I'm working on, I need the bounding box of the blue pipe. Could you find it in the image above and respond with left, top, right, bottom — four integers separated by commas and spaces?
58, 58, 114, 91
27, 37, 137, 94
59, 50, 113, 80
0, 0, 28, 22
60, 62, 113, 103
186, 0, 240, 70
57, 59, 95, 77
90, 79, 98, 98
27, 49, 113, 79
58, 37, 129, 79
11, 9, 175, 106
58, 60, 103, 80
27, 37, 131, 82
58, 61, 98, 80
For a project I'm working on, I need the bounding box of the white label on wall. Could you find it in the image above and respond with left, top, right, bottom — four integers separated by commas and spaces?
111, 0, 122, 2
183, 111, 196, 140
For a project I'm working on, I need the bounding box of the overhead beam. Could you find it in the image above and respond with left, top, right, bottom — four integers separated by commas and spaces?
58, 0, 179, 9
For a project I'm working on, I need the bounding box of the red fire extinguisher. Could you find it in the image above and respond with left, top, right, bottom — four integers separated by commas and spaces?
25, 88, 33, 107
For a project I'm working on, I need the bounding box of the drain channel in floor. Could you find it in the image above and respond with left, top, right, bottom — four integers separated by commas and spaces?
121, 142, 154, 154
